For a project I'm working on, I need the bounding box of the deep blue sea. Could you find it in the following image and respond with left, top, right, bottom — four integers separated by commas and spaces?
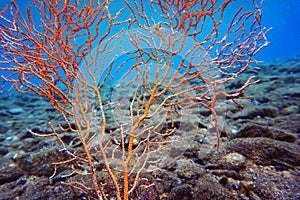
0, 0, 299, 87
0, 0, 299, 64
257, 0, 300, 62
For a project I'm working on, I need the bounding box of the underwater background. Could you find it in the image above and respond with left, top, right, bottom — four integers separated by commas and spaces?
0, 0, 299, 199
1, 0, 300, 63
257, 0, 300, 62
1, 0, 299, 61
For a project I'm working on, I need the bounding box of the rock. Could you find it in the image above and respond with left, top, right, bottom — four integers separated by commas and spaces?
232, 124, 273, 139
7, 108, 24, 115
221, 152, 246, 171
14, 149, 68, 177
281, 105, 299, 115
168, 184, 192, 200
288, 63, 300, 73
0, 110, 9, 117
232, 106, 279, 120
0, 158, 24, 185
231, 124, 297, 143
0, 147, 9, 156
226, 138, 300, 167
192, 174, 239, 200
174, 159, 205, 180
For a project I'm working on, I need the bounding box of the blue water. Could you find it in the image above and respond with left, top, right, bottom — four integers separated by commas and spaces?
0, 0, 299, 63
0, 0, 299, 92
257, 0, 300, 62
